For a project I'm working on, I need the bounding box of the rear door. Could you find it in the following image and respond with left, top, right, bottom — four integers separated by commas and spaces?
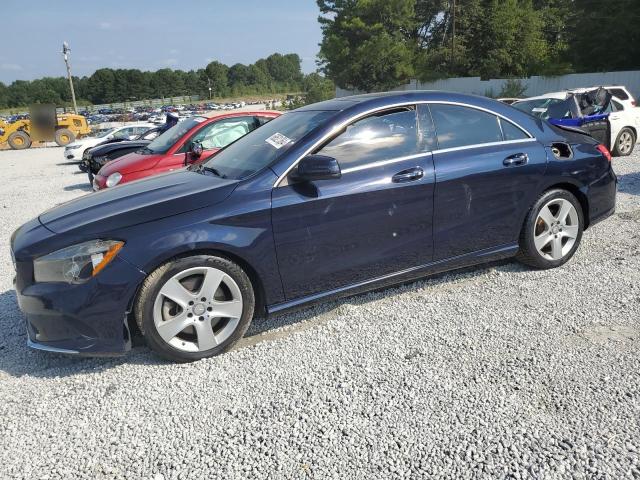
271, 106, 436, 300
425, 103, 547, 261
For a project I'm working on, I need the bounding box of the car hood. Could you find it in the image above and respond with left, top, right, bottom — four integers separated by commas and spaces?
89, 140, 150, 156
39, 170, 238, 236
67, 137, 101, 149
98, 150, 166, 176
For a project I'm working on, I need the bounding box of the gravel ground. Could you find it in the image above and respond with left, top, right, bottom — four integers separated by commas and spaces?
0, 146, 639, 479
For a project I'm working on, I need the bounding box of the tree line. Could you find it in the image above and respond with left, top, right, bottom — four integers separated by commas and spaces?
317, 0, 640, 91
0, 53, 334, 109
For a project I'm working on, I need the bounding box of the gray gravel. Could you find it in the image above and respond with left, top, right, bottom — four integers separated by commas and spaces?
0, 146, 639, 479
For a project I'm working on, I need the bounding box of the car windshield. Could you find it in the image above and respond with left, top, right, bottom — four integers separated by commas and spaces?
512, 98, 565, 120
198, 110, 335, 180
145, 117, 206, 154
94, 128, 116, 138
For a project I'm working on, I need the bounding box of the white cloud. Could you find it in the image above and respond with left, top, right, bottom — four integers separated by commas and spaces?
1, 63, 22, 71
99, 22, 112, 30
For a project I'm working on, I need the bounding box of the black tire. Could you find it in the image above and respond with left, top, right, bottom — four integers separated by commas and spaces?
516, 189, 584, 270
7, 131, 31, 150
55, 128, 76, 146
134, 255, 255, 362
612, 127, 635, 157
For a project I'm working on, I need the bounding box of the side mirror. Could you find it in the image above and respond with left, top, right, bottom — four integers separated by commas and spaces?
190, 141, 204, 158
290, 154, 341, 182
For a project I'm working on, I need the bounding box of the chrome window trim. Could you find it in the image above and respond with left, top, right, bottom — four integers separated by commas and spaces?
273, 100, 535, 187
341, 152, 429, 174
432, 137, 537, 155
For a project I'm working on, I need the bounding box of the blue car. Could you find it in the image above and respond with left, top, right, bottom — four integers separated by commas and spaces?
10, 91, 617, 362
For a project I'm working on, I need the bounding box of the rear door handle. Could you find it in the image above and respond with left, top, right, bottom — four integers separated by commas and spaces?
503, 153, 529, 167
392, 166, 424, 183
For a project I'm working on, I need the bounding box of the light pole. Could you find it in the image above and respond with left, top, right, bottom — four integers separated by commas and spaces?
207, 77, 212, 100
62, 41, 78, 114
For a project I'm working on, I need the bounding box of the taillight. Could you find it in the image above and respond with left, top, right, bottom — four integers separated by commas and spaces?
596, 144, 612, 162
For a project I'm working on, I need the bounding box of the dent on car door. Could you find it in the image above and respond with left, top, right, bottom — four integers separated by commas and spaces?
426, 103, 547, 261
271, 106, 436, 300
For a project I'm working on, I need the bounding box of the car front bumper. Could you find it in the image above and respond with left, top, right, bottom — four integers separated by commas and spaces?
14, 249, 146, 356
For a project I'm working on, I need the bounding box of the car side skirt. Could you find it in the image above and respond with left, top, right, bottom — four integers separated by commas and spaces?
267, 243, 519, 315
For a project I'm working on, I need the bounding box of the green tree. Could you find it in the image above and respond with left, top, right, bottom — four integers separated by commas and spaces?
568, 0, 640, 72
204, 61, 230, 97
303, 73, 335, 104
0, 81, 8, 108
317, 0, 418, 91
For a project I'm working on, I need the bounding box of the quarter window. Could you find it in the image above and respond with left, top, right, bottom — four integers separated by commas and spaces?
500, 118, 529, 140
429, 104, 503, 149
316, 108, 419, 169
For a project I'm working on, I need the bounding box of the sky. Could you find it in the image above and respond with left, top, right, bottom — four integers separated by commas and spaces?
0, 0, 323, 84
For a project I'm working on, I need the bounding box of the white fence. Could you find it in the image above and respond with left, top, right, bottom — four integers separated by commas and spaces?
336, 70, 640, 99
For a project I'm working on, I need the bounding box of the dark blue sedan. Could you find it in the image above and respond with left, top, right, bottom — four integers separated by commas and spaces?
10, 91, 617, 362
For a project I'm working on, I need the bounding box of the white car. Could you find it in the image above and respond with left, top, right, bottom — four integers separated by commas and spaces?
63, 123, 155, 161
513, 87, 639, 156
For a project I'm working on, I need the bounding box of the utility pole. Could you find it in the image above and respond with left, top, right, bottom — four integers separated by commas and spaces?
62, 41, 78, 114
450, 0, 456, 67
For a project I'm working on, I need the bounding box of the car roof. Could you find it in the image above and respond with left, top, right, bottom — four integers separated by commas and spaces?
516, 92, 568, 102
203, 110, 281, 120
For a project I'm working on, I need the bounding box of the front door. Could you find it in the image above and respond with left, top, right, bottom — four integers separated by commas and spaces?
271, 106, 436, 300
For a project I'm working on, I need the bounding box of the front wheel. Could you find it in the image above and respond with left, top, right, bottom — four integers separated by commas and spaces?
517, 189, 584, 269
55, 128, 76, 146
135, 255, 255, 362
7, 131, 31, 150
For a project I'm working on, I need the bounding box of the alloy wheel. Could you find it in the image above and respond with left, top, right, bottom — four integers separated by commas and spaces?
152, 266, 243, 352
618, 131, 634, 155
533, 198, 579, 261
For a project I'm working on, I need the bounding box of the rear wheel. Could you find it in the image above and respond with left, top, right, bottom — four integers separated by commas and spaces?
7, 131, 31, 150
55, 128, 75, 147
135, 255, 255, 362
613, 128, 635, 157
517, 189, 584, 269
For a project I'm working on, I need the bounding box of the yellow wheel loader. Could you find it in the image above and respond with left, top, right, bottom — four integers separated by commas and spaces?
0, 113, 91, 150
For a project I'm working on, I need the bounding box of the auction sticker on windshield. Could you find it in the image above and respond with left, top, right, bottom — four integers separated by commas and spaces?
265, 132, 292, 149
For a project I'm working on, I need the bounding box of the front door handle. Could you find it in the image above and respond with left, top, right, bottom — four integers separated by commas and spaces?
503, 153, 529, 167
392, 166, 424, 183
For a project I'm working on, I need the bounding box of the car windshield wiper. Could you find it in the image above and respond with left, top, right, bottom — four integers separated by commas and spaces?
192, 164, 226, 178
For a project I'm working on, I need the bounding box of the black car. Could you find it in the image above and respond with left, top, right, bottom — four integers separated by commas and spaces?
79, 127, 161, 182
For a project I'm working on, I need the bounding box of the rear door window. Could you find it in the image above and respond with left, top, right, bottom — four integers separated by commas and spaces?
429, 104, 503, 149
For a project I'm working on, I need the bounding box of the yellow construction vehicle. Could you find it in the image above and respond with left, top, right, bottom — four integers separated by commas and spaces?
0, 113, 91, 150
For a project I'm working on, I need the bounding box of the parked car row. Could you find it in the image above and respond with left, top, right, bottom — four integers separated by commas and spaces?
12, 91, 617, 363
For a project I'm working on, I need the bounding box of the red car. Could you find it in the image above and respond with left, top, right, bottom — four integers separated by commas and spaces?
93, 111, 280, 190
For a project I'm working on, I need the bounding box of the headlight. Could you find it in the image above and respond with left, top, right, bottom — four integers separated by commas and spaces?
106, 172, 122, 187
66, 145, 82, 150
33, 240, 124, 284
